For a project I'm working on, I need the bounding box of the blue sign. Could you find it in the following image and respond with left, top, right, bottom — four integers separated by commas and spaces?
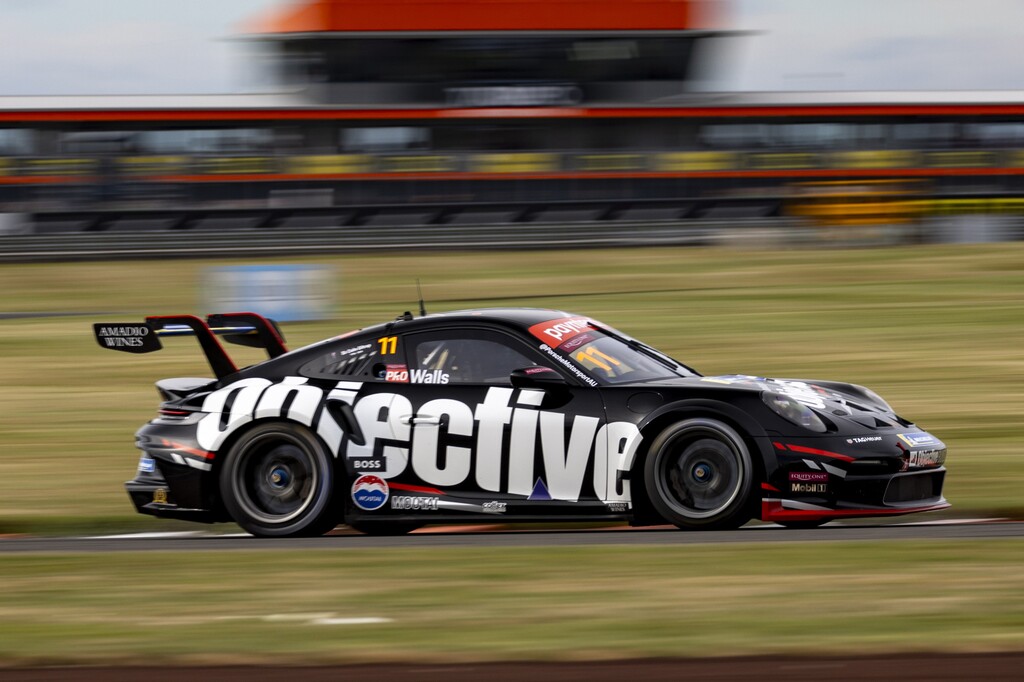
204, 265, 333, 322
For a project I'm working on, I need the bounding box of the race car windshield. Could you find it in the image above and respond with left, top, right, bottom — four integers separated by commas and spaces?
532, 318, 698, 384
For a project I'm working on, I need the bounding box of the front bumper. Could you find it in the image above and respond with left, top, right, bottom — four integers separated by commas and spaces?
762, 433, 949, 523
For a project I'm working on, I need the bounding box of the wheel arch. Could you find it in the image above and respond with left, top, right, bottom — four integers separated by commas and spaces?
628, 399, 774, 525
212, 415, 344, 480
214, 416, 344, 537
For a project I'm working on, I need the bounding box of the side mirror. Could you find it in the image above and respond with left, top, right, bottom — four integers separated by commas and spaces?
510, 366, 568, 389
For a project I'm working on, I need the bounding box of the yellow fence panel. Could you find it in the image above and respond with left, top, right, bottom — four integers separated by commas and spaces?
746, 152, 820, 170
925, 151, 996, 168
196, 157, 274, 175
21, 158, 96, 176
655, 151, 738, 172
471, 153, 559, 173
287, 155, 374, 175
576, 154, 646, 172
117, 156, 189, 176
378, 155, 458, 173
828, 150, 919, 169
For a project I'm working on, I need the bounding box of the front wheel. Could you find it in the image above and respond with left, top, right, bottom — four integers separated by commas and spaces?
220, 422, 339, 537
643, 418, 754, 530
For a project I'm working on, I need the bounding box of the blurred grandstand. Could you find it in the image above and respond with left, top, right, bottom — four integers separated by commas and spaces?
1, 0, 1023, 257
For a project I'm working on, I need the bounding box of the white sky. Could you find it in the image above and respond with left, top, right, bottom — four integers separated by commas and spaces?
0, 0, 1022, 95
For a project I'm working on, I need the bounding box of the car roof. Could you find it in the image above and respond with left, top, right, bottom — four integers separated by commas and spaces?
360, 307, 577, 336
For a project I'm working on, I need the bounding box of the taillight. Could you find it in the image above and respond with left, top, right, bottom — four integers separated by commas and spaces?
159, 408, 191, 417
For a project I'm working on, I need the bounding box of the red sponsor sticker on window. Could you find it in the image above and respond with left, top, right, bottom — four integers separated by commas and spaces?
385, 364, 409, 383
528, 317, 595, 347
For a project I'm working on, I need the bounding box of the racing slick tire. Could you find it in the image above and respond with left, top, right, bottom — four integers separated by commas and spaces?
643, 418, 754, 530
348, 521, 423, 536
220, 421, 339, 537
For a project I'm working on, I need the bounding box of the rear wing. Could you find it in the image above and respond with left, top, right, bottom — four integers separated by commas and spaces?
93, 312, 288, 379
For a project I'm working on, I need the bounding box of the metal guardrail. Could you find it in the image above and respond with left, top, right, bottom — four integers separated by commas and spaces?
0, 218, 767, 263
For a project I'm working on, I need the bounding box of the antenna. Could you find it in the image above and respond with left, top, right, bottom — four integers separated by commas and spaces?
416, 279, 427, 317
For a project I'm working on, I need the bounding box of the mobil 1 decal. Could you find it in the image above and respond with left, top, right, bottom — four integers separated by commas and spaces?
195, 377, 641, 505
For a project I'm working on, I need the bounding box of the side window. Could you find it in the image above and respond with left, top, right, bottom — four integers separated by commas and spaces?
300, 340, 380, 379
407, 330, 540, 385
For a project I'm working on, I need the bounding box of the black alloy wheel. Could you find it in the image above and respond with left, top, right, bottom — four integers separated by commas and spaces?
220, 422, 339, 537
643, 417, 754, 530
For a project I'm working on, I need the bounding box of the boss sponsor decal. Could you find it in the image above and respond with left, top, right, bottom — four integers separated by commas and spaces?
353, 458, 383, 471
352, 475, 389, 511
898, 432, 939, 448
789, 472, 829, 483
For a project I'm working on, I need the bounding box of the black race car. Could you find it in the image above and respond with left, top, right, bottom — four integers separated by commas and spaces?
95, 309, 948, 537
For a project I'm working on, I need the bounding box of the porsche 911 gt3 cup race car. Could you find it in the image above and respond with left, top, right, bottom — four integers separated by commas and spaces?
95, 309, 948, 537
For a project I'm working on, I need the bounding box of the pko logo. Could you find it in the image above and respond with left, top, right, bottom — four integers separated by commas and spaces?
351, 474, 389, 511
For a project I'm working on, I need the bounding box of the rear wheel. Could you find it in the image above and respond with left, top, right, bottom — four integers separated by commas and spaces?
643, 418, 754, 530
220, 422, 339, 537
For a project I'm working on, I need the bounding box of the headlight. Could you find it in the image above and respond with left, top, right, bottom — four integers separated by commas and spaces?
762, 392, 828, 433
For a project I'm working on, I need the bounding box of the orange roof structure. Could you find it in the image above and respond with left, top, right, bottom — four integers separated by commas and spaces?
244, 0, 721, 34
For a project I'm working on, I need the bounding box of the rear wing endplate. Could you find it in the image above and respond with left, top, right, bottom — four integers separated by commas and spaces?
93, 312, 288, 379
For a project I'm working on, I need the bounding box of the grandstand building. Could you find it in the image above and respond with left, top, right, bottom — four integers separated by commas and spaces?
3, 0, 1024, 231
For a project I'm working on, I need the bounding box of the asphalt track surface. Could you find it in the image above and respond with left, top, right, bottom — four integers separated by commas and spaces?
4, 654, 1024, 682
2, 519, 1021, 553
3, 522, 1022, 681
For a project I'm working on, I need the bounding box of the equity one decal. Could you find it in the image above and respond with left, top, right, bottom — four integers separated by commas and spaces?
196, 377, 640, 504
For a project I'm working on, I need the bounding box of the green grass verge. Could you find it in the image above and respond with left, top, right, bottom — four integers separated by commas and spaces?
1, 540, 1023, 665
1, 243, 1023, 533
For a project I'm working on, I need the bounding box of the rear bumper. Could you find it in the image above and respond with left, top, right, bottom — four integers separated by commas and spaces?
126, 478, 222, 523
126, 420, 228, 523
